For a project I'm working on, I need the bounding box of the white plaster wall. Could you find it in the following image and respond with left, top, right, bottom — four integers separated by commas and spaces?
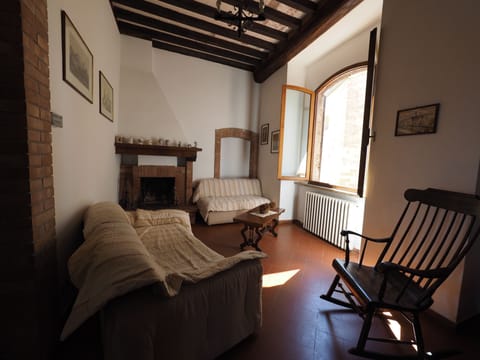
364, 0, 480, 322
257, 66, 287, 207
118, 36, 258, 181
303, 29, 373, 90
220, 138, 250, 178
48, 0, 121, 303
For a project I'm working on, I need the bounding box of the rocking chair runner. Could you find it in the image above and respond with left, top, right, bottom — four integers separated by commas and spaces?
321, 188, 480, 359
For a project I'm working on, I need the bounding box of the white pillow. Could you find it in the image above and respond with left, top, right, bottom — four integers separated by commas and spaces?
135, 208, 192, 233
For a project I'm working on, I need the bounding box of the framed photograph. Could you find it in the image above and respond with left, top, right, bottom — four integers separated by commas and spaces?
261, 123, 269, 145
395, 103, 440, 136
271, 130, 280, 153
61, 11, 93, 103
99, 71, 114, 121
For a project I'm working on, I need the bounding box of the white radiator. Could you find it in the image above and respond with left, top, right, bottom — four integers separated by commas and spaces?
303, 191, 351, 249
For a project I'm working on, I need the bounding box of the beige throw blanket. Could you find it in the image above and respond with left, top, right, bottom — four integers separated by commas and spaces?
61, 207, 266, 341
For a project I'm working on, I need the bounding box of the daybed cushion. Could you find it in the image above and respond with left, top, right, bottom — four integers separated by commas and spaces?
192, 178, 264, 202
204, 209, 249, 226
197, 195, 270, 223
61, 202, 266, 340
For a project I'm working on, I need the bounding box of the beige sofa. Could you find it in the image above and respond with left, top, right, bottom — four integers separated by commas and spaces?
193, 178, 271, 225
61, 202, 265, 360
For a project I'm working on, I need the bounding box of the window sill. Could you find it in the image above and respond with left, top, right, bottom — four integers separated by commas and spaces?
294, 181, 361, 203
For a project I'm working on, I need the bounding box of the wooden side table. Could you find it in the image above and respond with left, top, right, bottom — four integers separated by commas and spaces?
233, 207, 285, 251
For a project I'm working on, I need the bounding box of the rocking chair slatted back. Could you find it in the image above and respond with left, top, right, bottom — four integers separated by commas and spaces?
321, 188, 480, 358
377, 189, 480, 302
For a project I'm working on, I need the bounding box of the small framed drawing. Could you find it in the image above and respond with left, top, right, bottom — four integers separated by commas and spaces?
61, 11, 93, 103
271, 130, 280, 153
99, 71, 114, 121
261, 123, 269, 145
395, 103, 440, 136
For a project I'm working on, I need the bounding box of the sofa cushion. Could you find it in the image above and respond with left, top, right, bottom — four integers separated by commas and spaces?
83, 201, 131, 238
135, 208, 192, 233
62, 219, 167, 341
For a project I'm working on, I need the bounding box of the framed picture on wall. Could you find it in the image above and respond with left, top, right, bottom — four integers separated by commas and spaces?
99, 71, 114, 121
61, 10, 94, 103
271, 130, 280, 153
395, 103, 440, 136
261, 123, 269, 145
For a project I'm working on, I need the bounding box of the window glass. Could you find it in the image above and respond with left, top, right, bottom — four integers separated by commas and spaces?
311, 66, 367, 192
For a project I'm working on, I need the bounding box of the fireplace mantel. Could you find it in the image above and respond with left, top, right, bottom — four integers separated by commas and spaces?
115, 142, 202, 161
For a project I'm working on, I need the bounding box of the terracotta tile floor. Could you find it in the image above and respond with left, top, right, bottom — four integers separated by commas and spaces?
58, 221, 480, 359
193, 221, 480, 360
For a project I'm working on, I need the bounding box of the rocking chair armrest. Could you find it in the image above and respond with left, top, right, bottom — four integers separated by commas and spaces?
340, 230, 391, 243
341, 230, 391, 266
377, 262, 449, 279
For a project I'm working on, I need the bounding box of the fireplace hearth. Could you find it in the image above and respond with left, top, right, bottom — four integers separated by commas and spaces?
140, 177, 176, 208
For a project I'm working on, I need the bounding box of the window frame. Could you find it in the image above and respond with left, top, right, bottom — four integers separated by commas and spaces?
307, 28, 377, 197
276, 29, 377, 197
308, 62, 369, 194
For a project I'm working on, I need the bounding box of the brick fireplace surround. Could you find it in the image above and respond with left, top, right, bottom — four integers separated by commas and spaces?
116, 142, 201, 211
1, 1, 58, 359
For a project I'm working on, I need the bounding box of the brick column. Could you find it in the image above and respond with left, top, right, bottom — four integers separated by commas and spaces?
0, 1, 58, 359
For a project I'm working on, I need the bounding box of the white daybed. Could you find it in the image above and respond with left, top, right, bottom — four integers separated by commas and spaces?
193, 178, 271, 225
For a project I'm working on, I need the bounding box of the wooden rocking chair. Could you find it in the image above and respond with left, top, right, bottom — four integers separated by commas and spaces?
320, 188, 480, 359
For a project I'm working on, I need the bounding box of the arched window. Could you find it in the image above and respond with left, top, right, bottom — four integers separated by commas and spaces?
310, 64, 368, 193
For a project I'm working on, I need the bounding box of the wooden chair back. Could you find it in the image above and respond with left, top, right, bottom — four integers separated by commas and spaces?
367, 188, 480, 306
322, 188, 480, 358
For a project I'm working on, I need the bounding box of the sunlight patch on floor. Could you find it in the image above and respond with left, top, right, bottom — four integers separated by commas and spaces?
383, 311, 418, 351
384, 315, 402, 340
262, 269, 300, 288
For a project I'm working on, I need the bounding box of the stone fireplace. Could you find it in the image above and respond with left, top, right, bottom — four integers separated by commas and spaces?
116, 143, 201, 210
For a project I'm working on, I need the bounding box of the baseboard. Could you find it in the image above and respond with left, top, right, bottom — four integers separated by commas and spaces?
278, 219, 294, 224
423, 309, 480, 333
455, 313, 480, 333
292, 219, 303, 227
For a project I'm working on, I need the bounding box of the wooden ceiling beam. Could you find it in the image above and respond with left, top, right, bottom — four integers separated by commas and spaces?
220, 0, 301, 28
153, 40, 256, 72
118, 22, 261, 66
158, 0, 287, 40
275, 0, 317, 13
254, 0, 363, 82
109, 0, 363, 82
113, 7, 267, 59
112, 0, 276, 51
216, 18, 286, 41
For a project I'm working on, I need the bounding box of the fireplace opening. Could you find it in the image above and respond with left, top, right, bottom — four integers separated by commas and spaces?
140, 177, 176, 208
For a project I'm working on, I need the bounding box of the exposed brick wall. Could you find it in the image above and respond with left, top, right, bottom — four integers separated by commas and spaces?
0, 0, 57, 359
